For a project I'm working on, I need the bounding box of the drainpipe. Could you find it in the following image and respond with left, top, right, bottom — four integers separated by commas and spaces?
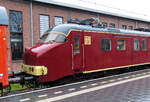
97, 13, 100, 23
135, 21, 138, 29
118, 17, 120, 29
30, 0, 34, 46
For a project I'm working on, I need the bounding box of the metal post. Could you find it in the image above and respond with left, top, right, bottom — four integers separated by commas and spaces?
71, 44, 74, 70
118, 17, 120, 29
135, 21, 138, 29
82, 44, 84, 68
30, 0, 34, 46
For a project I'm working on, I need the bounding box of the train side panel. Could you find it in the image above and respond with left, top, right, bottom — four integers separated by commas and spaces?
112, 35, 132, 67
132, 37, 149, 64
83, 32, 133, 72
83, 31, 150, 73
0, 26, 8, 88
84, 32, 104, 71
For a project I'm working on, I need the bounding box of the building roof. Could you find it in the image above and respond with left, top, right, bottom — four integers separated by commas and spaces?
33, 0, 150, 23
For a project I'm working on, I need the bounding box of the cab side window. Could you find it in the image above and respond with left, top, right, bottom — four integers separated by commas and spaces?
142, 39, 147, 51
56, 35, 66, 43
117, 39, 126, 50
74, 36, 80, 54
101, 39, 111, 51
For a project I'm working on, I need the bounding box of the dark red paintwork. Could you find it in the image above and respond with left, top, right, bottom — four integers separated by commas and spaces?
23, 24, 150, 82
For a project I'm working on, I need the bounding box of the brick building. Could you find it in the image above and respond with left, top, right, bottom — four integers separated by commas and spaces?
0, 0, 150, 71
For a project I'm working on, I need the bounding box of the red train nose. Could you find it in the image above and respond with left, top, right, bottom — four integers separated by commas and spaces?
23, 49, 37, 65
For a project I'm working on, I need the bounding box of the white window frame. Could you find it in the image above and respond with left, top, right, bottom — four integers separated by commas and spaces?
134, 39, 140, 51
40, 14, 50, 37
54, 16, 63, 26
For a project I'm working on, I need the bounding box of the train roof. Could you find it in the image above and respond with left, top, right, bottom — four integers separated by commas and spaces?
51, 24, 150, 37
0, 6, 8, 26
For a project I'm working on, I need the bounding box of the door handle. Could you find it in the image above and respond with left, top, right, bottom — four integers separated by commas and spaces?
82, 44, 85, 68
71, 44, 74, 70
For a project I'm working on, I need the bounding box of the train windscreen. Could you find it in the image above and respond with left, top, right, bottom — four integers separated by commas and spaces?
39, 32, 66, 43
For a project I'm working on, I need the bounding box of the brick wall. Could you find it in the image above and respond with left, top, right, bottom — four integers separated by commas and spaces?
137, 21, 150, 28
119, 18, 136, 29
100, 15, 119, 28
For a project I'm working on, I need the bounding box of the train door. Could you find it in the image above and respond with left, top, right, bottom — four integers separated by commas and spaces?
71, 31, 84, 73
113, 37, 132, 66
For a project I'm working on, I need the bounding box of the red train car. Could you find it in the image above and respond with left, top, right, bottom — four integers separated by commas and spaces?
0, 6, 9, 89
22, 23, 150, 83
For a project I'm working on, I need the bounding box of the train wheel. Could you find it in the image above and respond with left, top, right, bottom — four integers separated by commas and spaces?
0, 83, 3, 96
25, 81, 34, 88
1, 89, 3, 96
6, 85, 11, 94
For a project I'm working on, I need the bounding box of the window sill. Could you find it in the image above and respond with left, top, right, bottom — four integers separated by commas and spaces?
12, 60, 23, 63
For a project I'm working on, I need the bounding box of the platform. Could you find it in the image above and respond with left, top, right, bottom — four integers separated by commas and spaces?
1, 70, 150, 102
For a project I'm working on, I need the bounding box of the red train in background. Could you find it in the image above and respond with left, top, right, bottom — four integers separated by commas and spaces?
22, 18, 150, 83
0, 6, 9, 89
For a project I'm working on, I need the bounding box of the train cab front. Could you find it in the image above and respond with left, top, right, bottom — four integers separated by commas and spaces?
22, 24, 70, 82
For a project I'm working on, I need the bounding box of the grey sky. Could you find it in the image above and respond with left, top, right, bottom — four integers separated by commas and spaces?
54, 0, 150, 17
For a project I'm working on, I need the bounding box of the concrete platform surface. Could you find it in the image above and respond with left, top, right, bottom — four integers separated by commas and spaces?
1, 71, 150, 102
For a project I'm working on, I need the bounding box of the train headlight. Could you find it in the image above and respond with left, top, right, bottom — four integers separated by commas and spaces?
29, 67, 34, 72
31, 67, 34, 72
0, 73, 4, 77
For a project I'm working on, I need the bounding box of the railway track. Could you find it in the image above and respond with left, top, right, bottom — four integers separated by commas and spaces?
1, 66, 150, 97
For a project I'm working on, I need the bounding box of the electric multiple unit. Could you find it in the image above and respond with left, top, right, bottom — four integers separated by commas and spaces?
0, 6, 150, 91
22, 23, 150, 82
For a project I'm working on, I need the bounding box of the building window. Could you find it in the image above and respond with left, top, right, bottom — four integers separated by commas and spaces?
101, 39, 111, 51
134, 39, 140, 51
102, 22, 107, 28
122, 25, 127, 29
10, 10, 23, 60
40, 15, 50, 37
128, 26, 133, 30
109, 23, 115, 28
117, 39, 126, 50
54, 16, 63, 26
142, 39, 147, 51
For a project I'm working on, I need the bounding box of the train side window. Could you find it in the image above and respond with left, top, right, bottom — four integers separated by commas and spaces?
142, 39, 147, 51
74, 36, 80, 54
56, 34, 67, 43
134, 39, 140, 51
101, 39, 111, 51
117, 39, 126, 50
